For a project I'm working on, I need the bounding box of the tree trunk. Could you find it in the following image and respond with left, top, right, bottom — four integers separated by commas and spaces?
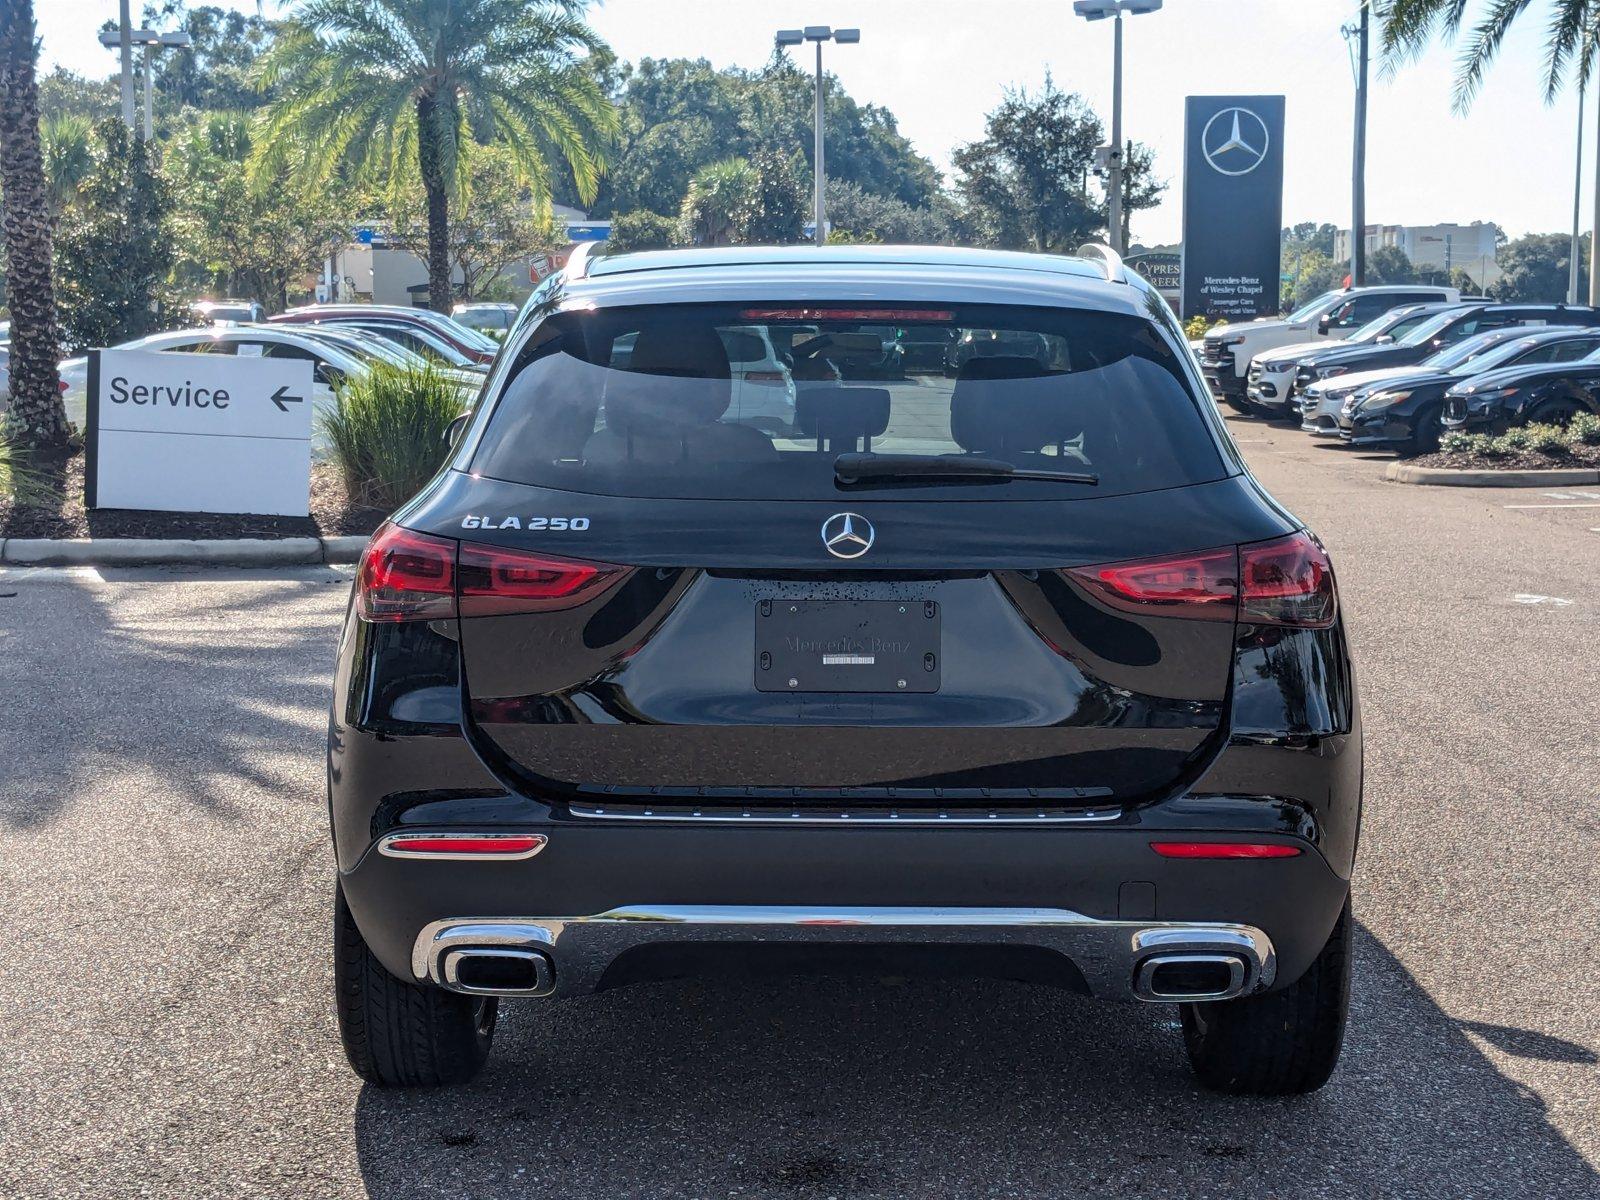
416, 94, 452, 313
0, 0, 69, 449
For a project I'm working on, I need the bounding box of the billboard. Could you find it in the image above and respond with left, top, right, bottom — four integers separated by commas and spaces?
1179, 96, 1285, 322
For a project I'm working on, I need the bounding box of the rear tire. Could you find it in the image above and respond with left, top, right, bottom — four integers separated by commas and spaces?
1179, 898, 1351, 1095
1531, 397, 1586, 426
334, 881, 497, 1087
1222, 392, 1253, 414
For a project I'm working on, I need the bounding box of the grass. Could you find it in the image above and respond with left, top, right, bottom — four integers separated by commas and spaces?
317, 363, 468, 509
0, 438, 60, 507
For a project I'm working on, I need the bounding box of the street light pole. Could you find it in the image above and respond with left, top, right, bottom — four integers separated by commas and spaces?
99, 27, 192, 140
1351, 0, 1369, 288
1572, 68, 1585, 305
1073, 0, 1161, 255
777, 26, 859, 247
118, 0, 135, 129
813, 38, 825, 247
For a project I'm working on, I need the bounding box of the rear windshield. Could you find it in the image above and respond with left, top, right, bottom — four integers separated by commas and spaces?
468, 302, 1226, 500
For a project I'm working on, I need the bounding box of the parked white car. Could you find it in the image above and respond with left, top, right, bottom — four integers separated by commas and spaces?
1199, 284, 1461, 411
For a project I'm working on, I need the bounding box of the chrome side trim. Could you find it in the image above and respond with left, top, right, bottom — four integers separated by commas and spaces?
376, 832, 549, 861
411, 906, 1276, 1003
567, 804, 1123, 826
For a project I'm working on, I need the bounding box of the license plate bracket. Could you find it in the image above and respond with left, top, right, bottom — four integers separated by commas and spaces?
755, 600, 941, 693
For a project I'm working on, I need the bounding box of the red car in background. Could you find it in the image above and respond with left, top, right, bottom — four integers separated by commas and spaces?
269, 304, 501, 366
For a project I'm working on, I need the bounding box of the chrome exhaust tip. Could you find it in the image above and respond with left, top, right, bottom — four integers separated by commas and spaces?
1133, 953, 1248, 1002
440, 947, 555, 997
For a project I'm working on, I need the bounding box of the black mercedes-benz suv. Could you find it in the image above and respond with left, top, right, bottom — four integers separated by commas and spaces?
329, 245, 1360, 1096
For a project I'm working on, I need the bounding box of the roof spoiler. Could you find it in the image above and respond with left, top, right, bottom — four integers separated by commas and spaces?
1076, 242, 1127, 284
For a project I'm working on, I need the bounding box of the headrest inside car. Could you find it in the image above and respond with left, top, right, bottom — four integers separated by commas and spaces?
602, 323, 732, 433
950, 356, 1083, 454
795, 385, 892, 448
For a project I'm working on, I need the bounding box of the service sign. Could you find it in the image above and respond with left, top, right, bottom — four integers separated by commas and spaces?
86, 348, 315, 517
1179, 95, 1285, 322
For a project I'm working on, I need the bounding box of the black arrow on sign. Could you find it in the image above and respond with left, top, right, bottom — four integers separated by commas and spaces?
270, 385, 305, 413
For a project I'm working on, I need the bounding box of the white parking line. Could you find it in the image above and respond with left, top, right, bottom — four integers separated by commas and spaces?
1512, 593, 1576, 607
1503, 502, 1600, 509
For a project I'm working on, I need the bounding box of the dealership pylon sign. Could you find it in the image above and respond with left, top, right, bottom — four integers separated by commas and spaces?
86, 348, 315, 517
1179, 95, 1285, 322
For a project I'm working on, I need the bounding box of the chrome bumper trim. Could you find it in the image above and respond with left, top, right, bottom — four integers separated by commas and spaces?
567, 803, 1124, 825
411, 905, 1277, 1003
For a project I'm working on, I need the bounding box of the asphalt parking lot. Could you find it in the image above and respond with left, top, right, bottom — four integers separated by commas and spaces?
4, 418, 1599, 1199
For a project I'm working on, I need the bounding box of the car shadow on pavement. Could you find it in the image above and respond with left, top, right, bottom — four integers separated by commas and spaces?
352, 922, 1599, 1199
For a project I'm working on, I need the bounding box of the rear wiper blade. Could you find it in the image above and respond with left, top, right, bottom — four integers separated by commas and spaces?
833, 452, 1098, 487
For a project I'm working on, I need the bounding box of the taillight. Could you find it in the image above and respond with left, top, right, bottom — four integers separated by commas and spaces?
1066, 547, 1238, 621
1150, 841, 1302, 859
1239, 532, 1336, 628
1065, 531, 1337, 629
355, 521, 627, 622
356, 522, 456, 622
457, 543, 626, 616
378, 833, 547, 859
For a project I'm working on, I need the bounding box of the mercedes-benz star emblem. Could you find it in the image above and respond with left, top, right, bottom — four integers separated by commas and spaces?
1201, 107, 1270, 177
821, 512, 874, 559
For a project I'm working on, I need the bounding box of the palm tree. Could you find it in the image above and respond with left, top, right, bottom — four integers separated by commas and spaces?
0, 0, 69, 451
1380, 0, 1600, 302
41, 114, 94, 222
679, 158, 758, 247
253, 0, 615, 313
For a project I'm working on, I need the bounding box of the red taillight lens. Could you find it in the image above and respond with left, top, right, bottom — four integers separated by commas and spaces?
1067, 547, 1238, 620
1239, 532, 1336, 628
356, 523, 627, 622
356, 522, 456, 623
379, 833, 547, 859
457, 542, 626, 616
1150, 841, 1302, 859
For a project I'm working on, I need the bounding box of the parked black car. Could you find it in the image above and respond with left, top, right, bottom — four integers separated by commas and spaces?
1442, 352, 1600, 434
1293, 303, 1600, 394
945, 327, 1054, 375
329, 245, 1360, 1097
1343, 325, 1600, 452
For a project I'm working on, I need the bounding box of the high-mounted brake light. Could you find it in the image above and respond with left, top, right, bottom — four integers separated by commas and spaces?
1150, 842, 1302, 859
356, 521, 629, 623
378, 833, 547, 860
739, 308, 954, 322
1065, 532, 1336, 629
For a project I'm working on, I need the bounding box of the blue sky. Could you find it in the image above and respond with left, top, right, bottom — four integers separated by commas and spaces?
37, 1, 1591, 246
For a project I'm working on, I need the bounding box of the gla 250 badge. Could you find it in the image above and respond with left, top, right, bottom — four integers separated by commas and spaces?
460, 514, 591, 531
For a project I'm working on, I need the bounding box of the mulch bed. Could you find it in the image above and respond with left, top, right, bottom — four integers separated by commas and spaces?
0, 448, 390, 540
1408, 444, 1600, 472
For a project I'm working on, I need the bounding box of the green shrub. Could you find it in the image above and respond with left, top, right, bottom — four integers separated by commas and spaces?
1183, 314, 1220, 341
0, 438, 55, 505
1439, 431, 1477, 454
1567, 411, 1600, 446
1496, 427, 1532, 452
318, 363, 466, 508
1525, 422, 1569, 455
1474, 435, 1509, 459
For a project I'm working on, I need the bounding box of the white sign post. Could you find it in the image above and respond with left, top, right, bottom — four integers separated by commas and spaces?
87, 348, 316, 517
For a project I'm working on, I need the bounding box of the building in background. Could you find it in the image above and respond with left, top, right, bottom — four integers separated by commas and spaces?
324, 205, 610, 306
1334, 222, 1501, 288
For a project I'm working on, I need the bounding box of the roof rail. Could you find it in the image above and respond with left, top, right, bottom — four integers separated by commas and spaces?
1076, 242, 1126, 284
565, 240, 599, 281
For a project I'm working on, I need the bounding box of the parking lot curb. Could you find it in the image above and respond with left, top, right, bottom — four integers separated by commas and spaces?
1384, 463, 1600, 487
321, 535, 370, 564
1, 537, 325, 567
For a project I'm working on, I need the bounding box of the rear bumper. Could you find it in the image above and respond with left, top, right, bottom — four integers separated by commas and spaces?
339, 817, 1352, 1002
409, 905, 1278, 1003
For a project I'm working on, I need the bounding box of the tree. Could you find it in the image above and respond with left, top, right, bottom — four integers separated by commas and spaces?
40, 113, 94, 221
1488, 232, 1591, 301
823, 179, 956, 244
1368, 244, 1418, 284
607, 209, 678, 252
169, 111, 348, 311
0, 0, 69, 449
743, 146, 806, 245
1381, 1, 1600, 302
1116, 140, 1166, 248
139, 2, 278, 113
678, 157, 757, 247
385, 143, 562, 300
1285, 249, 1344, 309
253, 0, 616, 312
55, 118, 179, 352
952, 76, 1103, 253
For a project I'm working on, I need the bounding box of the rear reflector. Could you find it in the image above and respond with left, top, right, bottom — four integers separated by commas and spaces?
356, 521, 628, 622
1065, 531, 1337, 629
1150, 841, 1302, 859
379, 833, 548, 859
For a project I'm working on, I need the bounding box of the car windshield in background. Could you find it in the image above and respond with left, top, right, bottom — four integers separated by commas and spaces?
468, 302, 1226, 501
1288, 291, 1340, 322
1398, 310, 1464, 346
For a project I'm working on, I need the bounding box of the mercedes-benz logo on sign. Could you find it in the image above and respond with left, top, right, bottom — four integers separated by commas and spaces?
1201, 107, 1270, 176
821, 512, 874, 559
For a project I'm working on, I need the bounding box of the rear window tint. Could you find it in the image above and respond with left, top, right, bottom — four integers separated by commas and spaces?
468, 302, 1226, 500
